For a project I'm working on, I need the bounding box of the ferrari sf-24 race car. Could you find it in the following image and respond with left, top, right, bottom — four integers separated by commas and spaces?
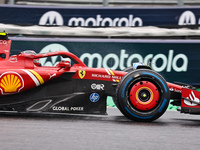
0, 32, 199, 122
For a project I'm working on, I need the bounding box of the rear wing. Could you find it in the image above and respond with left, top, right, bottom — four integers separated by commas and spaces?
0, 32, 11, 60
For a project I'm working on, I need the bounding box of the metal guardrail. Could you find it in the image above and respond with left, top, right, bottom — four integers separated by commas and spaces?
6, 0, 200, 6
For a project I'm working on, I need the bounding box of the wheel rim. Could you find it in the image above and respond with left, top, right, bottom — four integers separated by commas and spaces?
129, 81, 159, 111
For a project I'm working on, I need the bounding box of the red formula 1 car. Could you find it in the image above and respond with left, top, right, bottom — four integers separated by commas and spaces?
0, 32, 199, 122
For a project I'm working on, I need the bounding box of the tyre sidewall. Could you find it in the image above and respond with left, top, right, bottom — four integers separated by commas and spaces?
116, 69, 169, 121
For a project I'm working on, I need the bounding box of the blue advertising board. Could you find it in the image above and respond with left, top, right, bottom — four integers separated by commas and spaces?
10, 37, 200, 85
0, 5, 200, 27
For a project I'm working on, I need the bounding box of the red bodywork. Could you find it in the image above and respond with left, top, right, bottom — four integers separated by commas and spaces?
0, 39, 189, 95
0, 39, 126, 96
0, 39, 182, 96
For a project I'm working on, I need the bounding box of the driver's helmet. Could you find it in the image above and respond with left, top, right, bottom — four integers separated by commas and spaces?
20, 50, 41, 66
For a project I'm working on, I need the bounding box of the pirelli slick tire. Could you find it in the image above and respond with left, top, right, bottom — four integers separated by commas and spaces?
115, 69, 170, 122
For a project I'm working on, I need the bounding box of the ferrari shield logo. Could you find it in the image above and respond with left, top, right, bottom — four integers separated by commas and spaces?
78, 70, 86, 79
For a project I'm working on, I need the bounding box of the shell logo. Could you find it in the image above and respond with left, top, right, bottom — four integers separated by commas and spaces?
0, 72, 24, 95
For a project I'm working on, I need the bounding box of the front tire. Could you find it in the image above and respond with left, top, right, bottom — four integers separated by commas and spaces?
114, 69, 170, 122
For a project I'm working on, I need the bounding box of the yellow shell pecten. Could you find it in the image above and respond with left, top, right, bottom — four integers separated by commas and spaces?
0, 74, 22, 93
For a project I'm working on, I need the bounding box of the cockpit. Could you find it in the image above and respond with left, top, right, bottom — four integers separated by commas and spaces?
20, 50, 41, 66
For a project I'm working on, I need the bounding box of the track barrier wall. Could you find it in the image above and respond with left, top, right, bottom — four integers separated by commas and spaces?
1, 5, 200, 27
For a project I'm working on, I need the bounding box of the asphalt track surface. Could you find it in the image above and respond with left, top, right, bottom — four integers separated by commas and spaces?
1, 107, 200, 150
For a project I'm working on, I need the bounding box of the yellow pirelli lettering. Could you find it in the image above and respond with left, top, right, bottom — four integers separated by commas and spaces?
29, 70, 44, 84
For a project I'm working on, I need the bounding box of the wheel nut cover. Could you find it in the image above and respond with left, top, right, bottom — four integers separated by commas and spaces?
129, 81, 159, 111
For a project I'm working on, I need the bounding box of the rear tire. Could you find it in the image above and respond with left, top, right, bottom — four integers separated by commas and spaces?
114, 69, 170, 122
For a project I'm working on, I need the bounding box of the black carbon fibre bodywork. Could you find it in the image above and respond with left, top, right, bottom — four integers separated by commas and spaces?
0, 72, 116, 115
